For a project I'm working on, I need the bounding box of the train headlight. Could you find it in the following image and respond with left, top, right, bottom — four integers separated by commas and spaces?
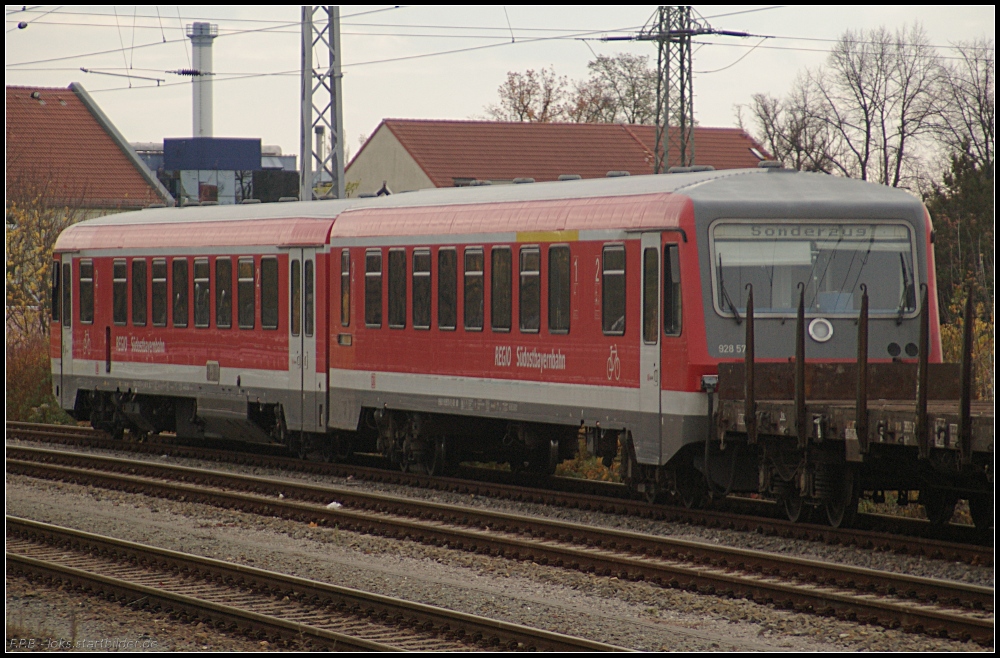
808, 317, 834, 343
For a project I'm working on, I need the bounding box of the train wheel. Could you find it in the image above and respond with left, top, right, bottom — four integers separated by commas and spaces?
622, 434, 642, 499
643, 478, 662, 505
324, 433, 353, 463
675, 466, 706, 509
969, 494, 993, 536
424, 436, 448, 476
298, 433, 312, 460
921, 489, 958, 526
822, 467, 858, 528
523, 437, 559, 475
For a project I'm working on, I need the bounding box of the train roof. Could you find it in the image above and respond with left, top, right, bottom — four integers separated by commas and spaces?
330, 168, 926, 239
52, 197, 360, 252
54, 168, 926, 251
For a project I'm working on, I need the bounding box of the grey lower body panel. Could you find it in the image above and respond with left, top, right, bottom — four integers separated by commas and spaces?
61, 373, 303, 433
336, 386, 707, 467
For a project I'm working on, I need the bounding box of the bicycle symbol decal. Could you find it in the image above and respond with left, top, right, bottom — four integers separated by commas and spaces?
606, 345, 621, 381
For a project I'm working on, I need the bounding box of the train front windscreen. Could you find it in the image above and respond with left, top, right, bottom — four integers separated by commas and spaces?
709, 221, 917, 318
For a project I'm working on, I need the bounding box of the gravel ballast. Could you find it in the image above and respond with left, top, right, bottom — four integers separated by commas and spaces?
6, 450, 991, 652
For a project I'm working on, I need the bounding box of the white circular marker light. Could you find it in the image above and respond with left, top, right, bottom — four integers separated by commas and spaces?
808, 317, 834, 343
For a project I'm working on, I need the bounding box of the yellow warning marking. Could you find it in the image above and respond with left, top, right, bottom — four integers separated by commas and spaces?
515, 230, 579, 243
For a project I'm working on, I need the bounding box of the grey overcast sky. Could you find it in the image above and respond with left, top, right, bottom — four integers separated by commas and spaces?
5, 5, 995, 161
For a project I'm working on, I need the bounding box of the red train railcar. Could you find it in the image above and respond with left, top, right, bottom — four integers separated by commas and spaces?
50, 208, 345, 447
52, 168, 989, 528
324, 190, 712, 474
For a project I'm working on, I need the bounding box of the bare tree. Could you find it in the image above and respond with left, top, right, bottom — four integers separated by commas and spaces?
738, 83, 838, 173
808, 24, 942, 187
936, 38, 994, 171
741, 24, 948, 188
485, 54, 657, 125
566, 77, 617, 123
484, 67, 569, 122
572, 53, 657, 124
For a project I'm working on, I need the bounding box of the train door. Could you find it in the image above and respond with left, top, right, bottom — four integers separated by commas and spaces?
59, 255, 73, 409
659, 233, 686, 465
639, 232, 662, 461
288, 248, 323, 433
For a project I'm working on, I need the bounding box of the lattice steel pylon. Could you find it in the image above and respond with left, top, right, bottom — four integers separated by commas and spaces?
611, 6, 749, 173
300, 6, 345, 201
646, 6, 694, 172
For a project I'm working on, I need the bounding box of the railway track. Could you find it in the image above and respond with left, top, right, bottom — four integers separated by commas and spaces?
7, 445, 993, 645
7, 421, 992, 566
7, 517, 623, 652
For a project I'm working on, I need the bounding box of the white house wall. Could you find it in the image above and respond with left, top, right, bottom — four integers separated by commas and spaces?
346, 125, 435, 195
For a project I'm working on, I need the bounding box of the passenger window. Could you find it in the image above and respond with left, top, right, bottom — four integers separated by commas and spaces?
388, 248, 406, 329
365, 249, 382, 328
151, 259, 167, 326
602, 245, 626, 335
548, 246, 570, 334
304, 259, 314, 337
643, 248, 658, 344
172, 258, 188, 327
238, 257, 255, 329
290, 259, 301, 337
340, 249, 351, 327
113, 259, 128, 326
216, 258, 232, 329
413, 249, 431, 330
491, 247, 511, 332
519, 247, 540, 333
62, 263, 72, 327
464, 248, 484, 331
438, 248, 457, 330
79, 259, 94, 324
261, 257, 279, 330
664, 244, 682, 336
132, 260, 147, 327
194, 258, 210, 328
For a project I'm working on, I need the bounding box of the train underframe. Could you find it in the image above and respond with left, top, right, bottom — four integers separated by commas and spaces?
73, 388, 578, 477
73, 386, 991, 533
620, 427, 993, 532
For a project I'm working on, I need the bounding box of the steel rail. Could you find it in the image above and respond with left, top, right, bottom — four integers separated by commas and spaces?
7, 423, 992, 565
7, 517, 625, 652
7, 450, 993, 644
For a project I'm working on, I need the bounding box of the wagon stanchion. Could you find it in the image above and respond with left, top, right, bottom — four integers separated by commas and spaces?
744, 284, 756, 445
958, 284, 974, 465
855, 285, 869, 455
916, 284, 930, 460
794, 283, 807, 449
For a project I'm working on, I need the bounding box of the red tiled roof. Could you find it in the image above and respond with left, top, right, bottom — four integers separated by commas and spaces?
6, 85, 169, 209
358, 119, 767, 187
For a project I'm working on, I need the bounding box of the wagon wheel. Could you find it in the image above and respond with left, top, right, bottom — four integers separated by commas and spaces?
823, 467, 859, 528
921, 489, 958, 526
781, 492, 805, 523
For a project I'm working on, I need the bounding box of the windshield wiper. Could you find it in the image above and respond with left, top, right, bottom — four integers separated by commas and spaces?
896, 252, 914, 325
718, 254, 742, 325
